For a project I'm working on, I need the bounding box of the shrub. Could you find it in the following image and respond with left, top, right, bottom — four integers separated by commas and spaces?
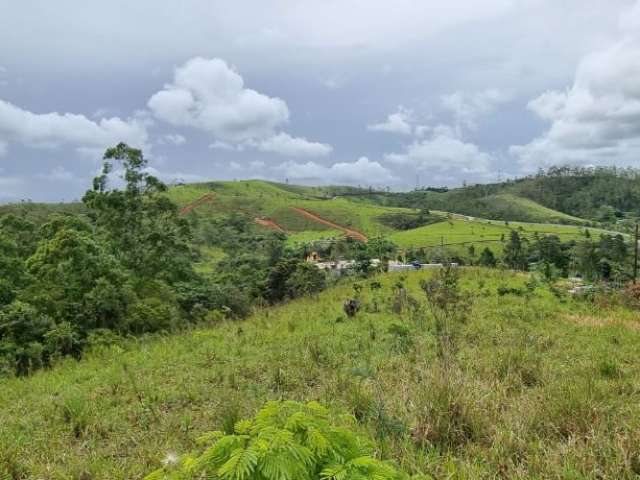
144, 401, 412, 480
623, 282, 640, 309
265, 259, 327, 304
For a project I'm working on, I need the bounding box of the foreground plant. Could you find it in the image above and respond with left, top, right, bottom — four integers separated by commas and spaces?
145, 401, 415, 480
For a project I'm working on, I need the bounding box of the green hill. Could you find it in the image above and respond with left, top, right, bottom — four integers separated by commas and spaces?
167, 180, 424, 241
2, 268, 639, 478
368, 166, 640, 230
370, 188, 590, 226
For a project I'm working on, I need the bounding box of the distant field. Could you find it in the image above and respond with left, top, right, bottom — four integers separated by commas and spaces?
166, 180, 624, 257
168, 180, 417, 240
483, 193, 589, 225
390, 217, 615, 253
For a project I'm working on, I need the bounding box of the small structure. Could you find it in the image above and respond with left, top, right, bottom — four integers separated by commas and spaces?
306, 251, 321, 262
388, 261, 457, 272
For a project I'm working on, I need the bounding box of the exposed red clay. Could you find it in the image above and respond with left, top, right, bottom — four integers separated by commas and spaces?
254, 217, 287, 233
179, 193, 216, 215
290, 207, 368, 242
180, 193, 286, 233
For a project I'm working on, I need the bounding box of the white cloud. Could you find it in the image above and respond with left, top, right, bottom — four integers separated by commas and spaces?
253, 132, 332, 157
385, 125, 492, 174
277, 156, 394, 185
0, 99, 148, 155
39, 166, 78, 182
148, 57, 332, 157
148, 57, 289, 142
144, 166, 208, 184
367, 107, 413, 135
511, 10, 640, 170
441, 89, 511, 131
159, 133, 186, 146
209, 140, 239, 151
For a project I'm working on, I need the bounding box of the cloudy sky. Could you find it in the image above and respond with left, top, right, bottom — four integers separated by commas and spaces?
1, 0, 640, 201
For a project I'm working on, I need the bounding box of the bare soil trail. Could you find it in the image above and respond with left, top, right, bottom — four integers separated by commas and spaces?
254, 217, 287, 233
290, 207, 368, 242
179, 193, 216, 215
180, 193, 287, 232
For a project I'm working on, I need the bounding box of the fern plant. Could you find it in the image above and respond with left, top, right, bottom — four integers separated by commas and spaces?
145, 400, 414, 480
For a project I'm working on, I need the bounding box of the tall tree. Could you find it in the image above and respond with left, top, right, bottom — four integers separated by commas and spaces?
83, 143, 194, 284
503, 231, 528, 270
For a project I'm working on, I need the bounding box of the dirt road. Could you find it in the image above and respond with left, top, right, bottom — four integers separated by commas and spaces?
291, 207, 368, 242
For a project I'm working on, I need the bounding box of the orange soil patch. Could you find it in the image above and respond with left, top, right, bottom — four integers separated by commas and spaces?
290, 207, 368, 242
254, 217, 287, 233
180, 194, 286, 233
179, 193, 216, 215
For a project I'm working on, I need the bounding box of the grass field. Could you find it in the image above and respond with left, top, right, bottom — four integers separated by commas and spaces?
168, 180, 416, 239
390, 217, 614, 254
480, 194, 589, 225
2, 268, 640, 479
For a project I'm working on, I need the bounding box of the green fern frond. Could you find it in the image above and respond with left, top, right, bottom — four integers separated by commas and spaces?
196, 430, 224, 446
145, 401, 413, 480
234, 419, 253, 435
218, 446, 259, 480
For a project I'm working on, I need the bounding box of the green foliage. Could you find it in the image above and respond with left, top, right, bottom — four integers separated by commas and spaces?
0, 144, 205, 375
265, 259, 327, 303
377, 209, 438, 230
503, 231, 528, 270
83, 143, 194, 284
477, 247, 496, 267
4, 269, 640, 478
145, 401, 410, 480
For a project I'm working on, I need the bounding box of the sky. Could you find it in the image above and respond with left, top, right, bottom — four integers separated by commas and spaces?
1, 0, 640, 202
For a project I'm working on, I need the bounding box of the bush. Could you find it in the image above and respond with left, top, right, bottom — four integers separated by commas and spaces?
144, 401, 412, 480
126, 298, 180, 334
264, 259, 326, 303
623, 282, 640, 309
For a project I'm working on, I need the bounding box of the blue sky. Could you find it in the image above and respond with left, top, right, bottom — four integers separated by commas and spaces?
1, 0, 639, 201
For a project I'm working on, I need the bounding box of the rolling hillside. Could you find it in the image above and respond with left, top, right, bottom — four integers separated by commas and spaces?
2, 268, 640, 478
0, 178, 615, 258
167, 180, 611, 258
167, 180, 421, 241
389, 217, 616, 256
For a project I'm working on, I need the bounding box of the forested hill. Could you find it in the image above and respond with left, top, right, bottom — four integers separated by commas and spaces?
371, 166, 640, 228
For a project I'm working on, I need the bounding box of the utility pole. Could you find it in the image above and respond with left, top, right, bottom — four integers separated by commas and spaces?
634, 224, 639, 283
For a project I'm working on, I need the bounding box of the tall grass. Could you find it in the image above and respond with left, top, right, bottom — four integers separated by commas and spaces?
1, 268, 640, 478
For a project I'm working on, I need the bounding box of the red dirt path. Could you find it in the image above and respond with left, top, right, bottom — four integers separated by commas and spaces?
179, 193, 216, 215
180, 193, 287, 233
290, 207, 368, 242
254, 217, 287, 233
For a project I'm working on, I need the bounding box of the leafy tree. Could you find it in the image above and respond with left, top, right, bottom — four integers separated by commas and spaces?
478, 247, 496, 267
0, 301, 53, 375
144, 401, 411, 480
503, 231, 528, 270
25, 227, 131, 331
264, 259, 326, 303
574, 240, 599, 281
83, 143, 194, 284
0, 214, 38, 258
531, 235, 570, 274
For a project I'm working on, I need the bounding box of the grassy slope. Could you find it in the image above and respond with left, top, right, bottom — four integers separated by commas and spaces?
168, 180, 416, 239
482, 194, 588, 224
379, 188, 591, 226
390, 216, 610, 254
2, 269, 640, 479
